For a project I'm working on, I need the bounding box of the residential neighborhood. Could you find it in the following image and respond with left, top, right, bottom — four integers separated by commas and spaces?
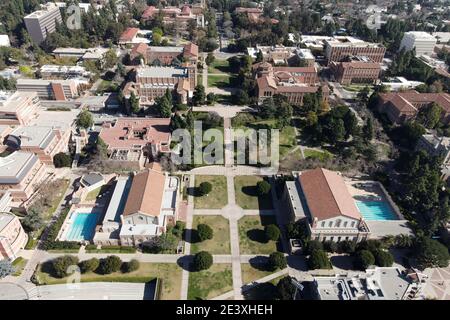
0, 0, 449, 306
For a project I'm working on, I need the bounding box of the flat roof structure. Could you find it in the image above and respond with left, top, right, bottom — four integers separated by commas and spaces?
9, 126, 55, 149
0, 91, 38, 113
0, 213, 14, 232
137, 66, 187, 78
0, 151, 39, 184
103, 176, 131, 224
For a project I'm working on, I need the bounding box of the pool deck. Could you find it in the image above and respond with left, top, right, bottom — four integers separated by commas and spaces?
57, 205, 102, 242
344, 179, 404, 220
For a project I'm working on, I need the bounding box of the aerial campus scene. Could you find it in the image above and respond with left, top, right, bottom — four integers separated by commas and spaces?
0, 0, 450, 306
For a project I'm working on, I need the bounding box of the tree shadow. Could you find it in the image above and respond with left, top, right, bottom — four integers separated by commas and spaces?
182, 229, 201, 243
243, 282, 278, 300
330, 255, 355, 270
242, 186, 258, 197
248, 256, 270, 271
176, 256, 195, 272
247, 229, 268, 244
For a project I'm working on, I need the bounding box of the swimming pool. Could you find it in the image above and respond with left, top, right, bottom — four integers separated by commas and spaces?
355, 200, 398, 221
65, 212, 99, 241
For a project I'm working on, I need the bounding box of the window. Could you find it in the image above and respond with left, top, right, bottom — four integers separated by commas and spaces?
351, 221, 355, 227
321, 221, 325, 227
335, 219, 341, 227
337, 236, 341, 242
330, 236, 334, 241
328, 221, 333, 227
343, 221, 348, 227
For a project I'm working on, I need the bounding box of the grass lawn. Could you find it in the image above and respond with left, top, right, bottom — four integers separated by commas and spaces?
241, 263, 275, 284
194, 175, 228, 209
207, 59, 230, 74
188, 264, 233, 300
42, 179, 70, 219
207, 74, 231, 88
35, 263, 182, 300
85, 187, 102, 201
303, 148, 333, 161
191, 215, 230, 254
12, 257, 28, 277
234, 176, 273, 210
279, 126, 297, 158
238, 215, 278, 254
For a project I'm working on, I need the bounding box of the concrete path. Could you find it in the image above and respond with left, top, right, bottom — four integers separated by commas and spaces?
180, 175, 195, 300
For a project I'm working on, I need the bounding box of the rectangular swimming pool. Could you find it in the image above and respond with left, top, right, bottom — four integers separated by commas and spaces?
66, 212, 99, 241
355, 200, 398, 221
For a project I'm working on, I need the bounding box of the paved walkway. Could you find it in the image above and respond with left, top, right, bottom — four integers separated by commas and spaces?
180, 175, 195, 300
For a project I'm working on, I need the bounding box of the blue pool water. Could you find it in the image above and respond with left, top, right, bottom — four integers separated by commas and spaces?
66, 212, 98, 241
355, 201, 398, 221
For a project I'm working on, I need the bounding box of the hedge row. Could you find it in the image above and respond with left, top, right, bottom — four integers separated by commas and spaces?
40, 207, 80, 250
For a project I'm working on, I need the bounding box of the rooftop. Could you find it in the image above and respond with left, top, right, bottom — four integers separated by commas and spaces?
0, 213, 15, 232
404, 31, 437, 41
122, 169, 166, 217
0, 91, 38, 112
9, 126, 56, 149
137, 66, 187, 78
299, 168, 362, 221
0, 151, 39, 184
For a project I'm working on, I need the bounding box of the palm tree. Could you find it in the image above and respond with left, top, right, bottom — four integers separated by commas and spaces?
395, 234, 413, 248
381, 235, 395, 248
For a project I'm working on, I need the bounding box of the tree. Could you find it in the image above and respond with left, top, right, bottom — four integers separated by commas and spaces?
198, 181, 212, 196
308, 249, 332, 269
357, 86, 370, 104
193, 251, 213, 271
416, 102, 443, 129
304, 240, 323, 256
97, 256, 122, 274
22, 208, 44, 232
277, 276, 296, 300
122, 259, 140, 273
142, 233, 178, 253
338, 241, 356, 254
192, 85, 206, 106
354, 250, 375, 270
374, 250, 394, 267
76, 109, 93, 129
264, 224, 281, 241
232, 89, 249, 105
323, 240, 338, 253
155, 95, 172, 117
416, 237, 449, 268
78, 258, 100, 274
51, 255, 79, 278
103, 49, 118, 69
362, 117, 374, 142
197, 223, 213, 241
268, 252, 287, 271
0, 260, 14, 279
205, 52, 215, 66
206, 92, 216, 105
129, 91, 140, 114
53, 152, 71, 168
257, 180, 271, 196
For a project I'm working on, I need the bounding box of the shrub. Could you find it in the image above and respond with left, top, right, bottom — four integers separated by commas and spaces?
141, 233, 178, 254
374, 250, 394, 267
268, 252, 287, 271
416, 237, 450, 268
304, 240, 323, 256
97, 256, 122, 274
264, 224, 280, 241
198, 182, 212, 196
53, 152, 72, 168
51, 255, 79, 278
122, 259, 140, 273
308, 249, 332, 270
356, 239, 383, 252
78, 258, 99, 274
256, 180, 271, 195
276, 276, 296, 300
171, 221, 186, 238
323, 241, 338, 253
0, 260, 14, 279
193, 251, 213, 271
197, 224, 213, 241
337, 240, 357, 254
354, 250, 375, 270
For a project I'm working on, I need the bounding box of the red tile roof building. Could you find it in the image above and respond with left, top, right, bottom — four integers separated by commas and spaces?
283, 168, 370, 242
254, 62, 329, 105
130, 42, 199, 66
377, 91, 450, 124
330, 56, 381, 85
99, 118, 171, 168
235, 7, 279, 24
142, 5, 205, 32
119, 27, 140, 44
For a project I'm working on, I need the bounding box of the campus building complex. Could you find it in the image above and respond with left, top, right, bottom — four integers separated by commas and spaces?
400, 31, 437, 56
124, 64, 196, 105
330, 56, 381, 85
254, 62, 328, 105
324, 36, 386, 65
99, 117, 171, 168
377, 91, 450, 124
130, 42, 199, 66
142, 5, 205, 32
16, 79, 79, 101
0, 212, 28, 260
0, 91, 40, 126
24, 2, 62, 44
